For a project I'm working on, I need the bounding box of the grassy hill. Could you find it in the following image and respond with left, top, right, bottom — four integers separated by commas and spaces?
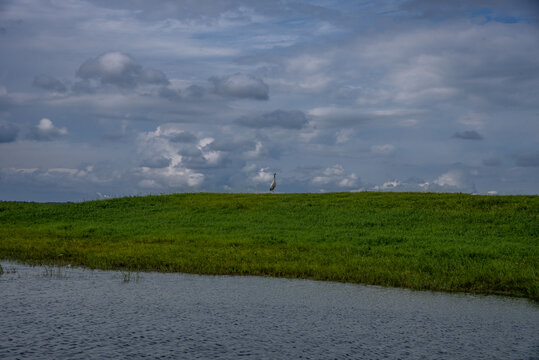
1, 192, 537, 300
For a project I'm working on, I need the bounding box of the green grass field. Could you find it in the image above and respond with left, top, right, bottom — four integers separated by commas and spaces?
0, 192, 537, 300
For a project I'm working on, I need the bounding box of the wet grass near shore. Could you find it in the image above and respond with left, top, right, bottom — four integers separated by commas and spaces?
1, 192, 537, 300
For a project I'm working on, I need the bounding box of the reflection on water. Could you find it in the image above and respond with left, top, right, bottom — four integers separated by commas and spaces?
1, 261, 537, 359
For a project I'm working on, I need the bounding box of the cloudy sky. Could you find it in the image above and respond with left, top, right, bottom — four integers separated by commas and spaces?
1, 0, 538, 201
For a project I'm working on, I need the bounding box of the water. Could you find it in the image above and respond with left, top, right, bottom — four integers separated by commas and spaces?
1, 261, 537, 359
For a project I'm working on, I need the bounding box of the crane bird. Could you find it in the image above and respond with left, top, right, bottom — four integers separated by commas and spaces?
269, 173, 276, 192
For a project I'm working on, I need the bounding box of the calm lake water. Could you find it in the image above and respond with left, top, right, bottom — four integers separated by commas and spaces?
1, 261, 537, 359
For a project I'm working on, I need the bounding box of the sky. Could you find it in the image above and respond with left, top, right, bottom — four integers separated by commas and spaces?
0, 0, 538, 201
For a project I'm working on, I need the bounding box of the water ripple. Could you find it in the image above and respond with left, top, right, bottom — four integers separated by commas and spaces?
1, 261, 537, 359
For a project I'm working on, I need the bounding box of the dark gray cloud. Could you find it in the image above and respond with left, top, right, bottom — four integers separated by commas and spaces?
177, 146, 234, 170
205, 139, 256, 152
158, 86, 181, 101
236, 110, 308, 129
210, 73, 269, 100
177, 146, 202, 157
400, 0, 539, 20
76, 52, 169, 88
169, 131, 197, 143
0, 122, 18, 143
184, 85, 206, 99
514, 152, 539, 167
71, 80, 97, 94
139, 68, 169, 85
307, 107, 410, 128
32, 75, 67, 93
0, 92, 13, 110
482, 157, 502, 167
453, 130, 483, 140
140, 156, 171, 168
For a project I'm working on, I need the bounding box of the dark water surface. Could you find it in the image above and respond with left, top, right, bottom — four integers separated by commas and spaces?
1, 261, 537, 359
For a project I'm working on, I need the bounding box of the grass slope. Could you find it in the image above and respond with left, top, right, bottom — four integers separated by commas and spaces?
0, 192, 537, 300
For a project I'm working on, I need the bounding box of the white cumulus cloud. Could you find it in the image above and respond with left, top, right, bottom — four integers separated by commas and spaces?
434, 170, 463, 188
28, 118, 68, 141
312, 165, 358, 189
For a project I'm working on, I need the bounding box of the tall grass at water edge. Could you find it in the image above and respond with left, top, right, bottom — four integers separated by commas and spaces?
0, 192, 537, 300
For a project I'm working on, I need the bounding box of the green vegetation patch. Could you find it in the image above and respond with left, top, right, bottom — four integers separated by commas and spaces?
1, 192, 537, 300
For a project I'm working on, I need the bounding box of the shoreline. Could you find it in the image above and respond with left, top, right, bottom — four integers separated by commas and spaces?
1, 258, 535, 302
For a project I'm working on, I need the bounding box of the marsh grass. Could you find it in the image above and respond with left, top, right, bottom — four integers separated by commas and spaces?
121, 270, 141, 283
0, 192, 537, 299
42, 265, 68, 278
0, 264, 16, 275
